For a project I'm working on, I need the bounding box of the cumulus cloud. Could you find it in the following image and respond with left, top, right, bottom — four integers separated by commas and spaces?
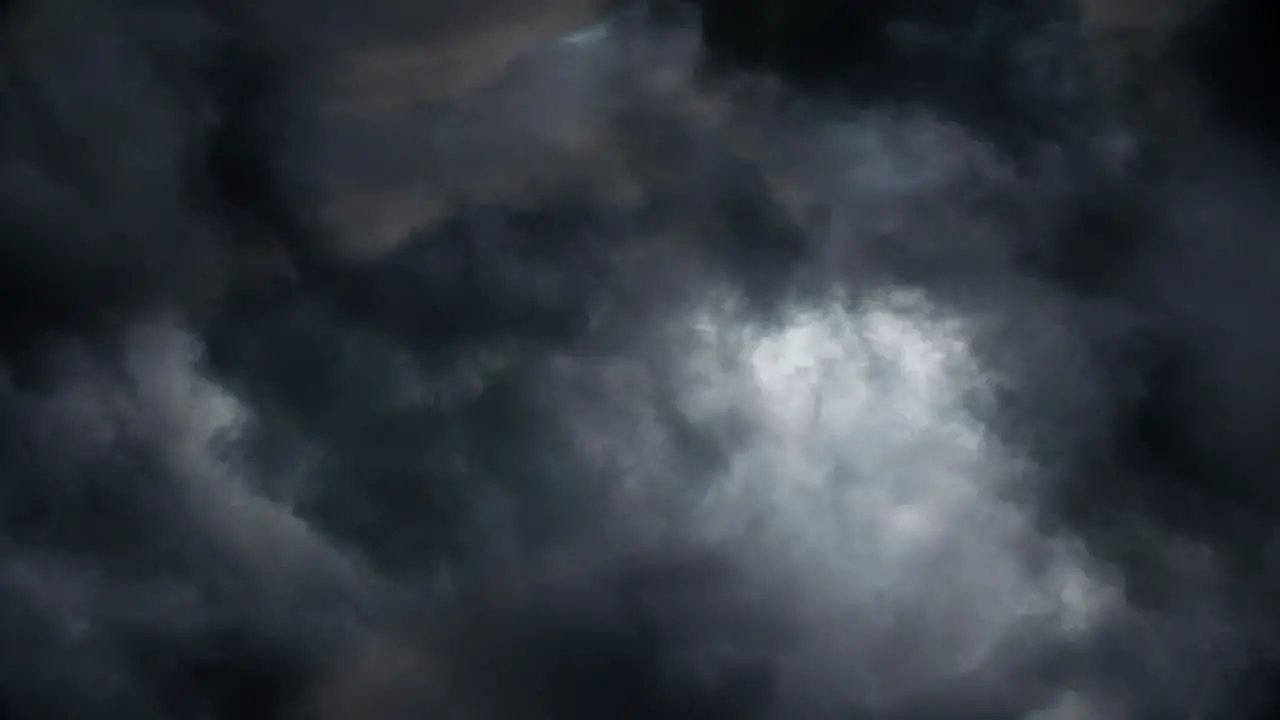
2, 0, 1279, 718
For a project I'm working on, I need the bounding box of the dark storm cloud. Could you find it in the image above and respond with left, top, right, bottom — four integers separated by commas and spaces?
2, 0, 1280, 718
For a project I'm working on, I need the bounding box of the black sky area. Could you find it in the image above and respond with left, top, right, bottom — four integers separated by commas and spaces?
1, 0, 1280, 718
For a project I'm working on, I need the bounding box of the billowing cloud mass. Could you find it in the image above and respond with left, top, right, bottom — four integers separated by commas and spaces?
1, 0, 1279, 718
